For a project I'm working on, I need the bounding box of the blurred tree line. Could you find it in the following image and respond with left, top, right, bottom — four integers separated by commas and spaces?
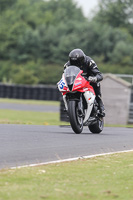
0, 0, 133, 84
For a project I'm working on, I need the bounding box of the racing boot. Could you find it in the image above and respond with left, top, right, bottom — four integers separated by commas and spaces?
99, 105, 105, 117
97, 95, 105, 117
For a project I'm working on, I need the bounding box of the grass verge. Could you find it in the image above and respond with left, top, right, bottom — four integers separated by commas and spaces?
0, 110, 69, 125
0, 109, 133, 127
0, 98, 68, 125
0, 98, 133, 127
0, 152, 133, 200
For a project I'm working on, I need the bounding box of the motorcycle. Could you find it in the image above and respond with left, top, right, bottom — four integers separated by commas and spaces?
57, 65, 104, 134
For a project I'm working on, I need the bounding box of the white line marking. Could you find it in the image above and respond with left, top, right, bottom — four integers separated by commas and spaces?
11, 149, 133, 169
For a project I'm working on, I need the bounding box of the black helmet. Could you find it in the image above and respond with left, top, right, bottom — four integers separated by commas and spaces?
69, 49, 85, 67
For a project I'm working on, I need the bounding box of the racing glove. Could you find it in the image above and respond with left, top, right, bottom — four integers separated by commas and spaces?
88, 76, 97, 83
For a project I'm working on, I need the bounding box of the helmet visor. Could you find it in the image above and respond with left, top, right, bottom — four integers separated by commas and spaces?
70, 58, 82, 67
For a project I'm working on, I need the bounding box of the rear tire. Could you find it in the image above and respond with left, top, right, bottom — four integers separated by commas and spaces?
89, 118, 104, 134
68, 101, 83, 134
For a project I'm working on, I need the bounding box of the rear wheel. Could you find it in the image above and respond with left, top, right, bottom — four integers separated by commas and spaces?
89, 117, 104, 134
68, 101, 83, 134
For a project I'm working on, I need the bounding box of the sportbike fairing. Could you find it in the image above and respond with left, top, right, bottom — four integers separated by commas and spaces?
64, 65, 81, 91
57, 65, 82, 93
57, 65, 96, 125
58, 65, 95, 95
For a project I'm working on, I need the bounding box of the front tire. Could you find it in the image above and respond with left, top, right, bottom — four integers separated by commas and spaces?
89, 118, 104, 134
68, 101, 83, 134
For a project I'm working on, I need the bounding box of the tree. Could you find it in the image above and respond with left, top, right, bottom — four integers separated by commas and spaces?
0, 0, 86, 63
95, 0, 133, 33
89, 0, 133, 70
0, 0, 133, 84
111, 40, 133, 66
0, 0, 17, 12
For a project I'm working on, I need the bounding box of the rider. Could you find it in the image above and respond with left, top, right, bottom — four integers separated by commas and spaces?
64, 48, 105, 117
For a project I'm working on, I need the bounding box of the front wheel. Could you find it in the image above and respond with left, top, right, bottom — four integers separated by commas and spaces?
68, 101, 83, 134
89, 118, 104, 134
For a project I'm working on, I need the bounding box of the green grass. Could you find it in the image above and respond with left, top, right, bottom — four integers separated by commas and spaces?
0, 110, 69, 125
0, 98, 133, 127
0, 152, 133, 200
0, 98, 67, 125
0, 109, 132, 127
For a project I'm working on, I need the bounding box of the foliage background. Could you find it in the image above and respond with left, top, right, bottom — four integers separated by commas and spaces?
0, 0, 133, 85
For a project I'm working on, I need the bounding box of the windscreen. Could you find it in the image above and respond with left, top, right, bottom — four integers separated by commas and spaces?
64, 65, 80, 86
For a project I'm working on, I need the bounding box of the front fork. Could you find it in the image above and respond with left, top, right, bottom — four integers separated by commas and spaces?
77, 95, 84, 116
63, 95, 68, 111
63, 94, 83, 115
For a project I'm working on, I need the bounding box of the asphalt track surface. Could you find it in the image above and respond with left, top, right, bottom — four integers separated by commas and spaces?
0, 125, 133, 169
0, 103, 59, 112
